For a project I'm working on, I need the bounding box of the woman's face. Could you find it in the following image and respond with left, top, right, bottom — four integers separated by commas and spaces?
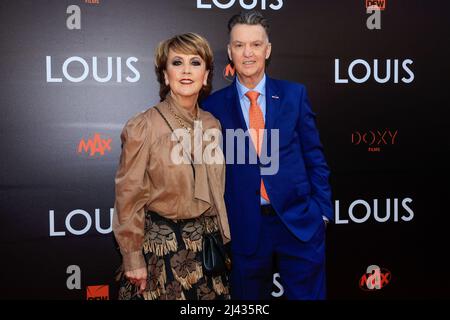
164, 49, 209, 100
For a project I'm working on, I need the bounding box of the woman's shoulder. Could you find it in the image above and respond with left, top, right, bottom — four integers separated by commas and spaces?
124, 102, 165, 128
124, 109, 147, 130
121, 105, 162, 140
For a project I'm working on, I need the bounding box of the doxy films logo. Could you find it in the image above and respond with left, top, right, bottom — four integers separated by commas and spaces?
351, 129, 398, 152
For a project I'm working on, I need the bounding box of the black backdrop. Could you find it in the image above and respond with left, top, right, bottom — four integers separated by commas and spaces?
1, 0, 449, 299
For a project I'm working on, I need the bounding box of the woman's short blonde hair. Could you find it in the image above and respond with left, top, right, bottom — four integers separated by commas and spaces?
154, 33, 214, 101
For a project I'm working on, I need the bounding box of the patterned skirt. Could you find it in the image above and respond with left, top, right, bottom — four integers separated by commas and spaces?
117, 210, 230, 300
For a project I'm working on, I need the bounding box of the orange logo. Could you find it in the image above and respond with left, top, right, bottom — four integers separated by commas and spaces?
366, 0, 386, 10
223, 63, 235, 82
85, 0, 100, 4
77, 133, 112, 157
87, 285, 109, 300
359, 265, 392, 291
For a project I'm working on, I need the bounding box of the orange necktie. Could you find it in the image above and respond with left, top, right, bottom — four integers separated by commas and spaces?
246, 91, 269, 202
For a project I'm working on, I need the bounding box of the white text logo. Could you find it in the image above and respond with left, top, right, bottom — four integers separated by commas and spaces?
197, 0, 283, 10
335, 198, 414, 224
46, 56, 140, 83
49, 208, 113, 236
66, 265, 81, 290
335, 59, 414, 84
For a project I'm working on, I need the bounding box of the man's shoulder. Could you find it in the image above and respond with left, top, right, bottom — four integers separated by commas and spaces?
202, 83, 234, 111
268, 77, 305, 92
207, 84, 233, 100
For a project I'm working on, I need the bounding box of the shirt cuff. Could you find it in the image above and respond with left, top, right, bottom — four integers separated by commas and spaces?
122, 250, 146, 272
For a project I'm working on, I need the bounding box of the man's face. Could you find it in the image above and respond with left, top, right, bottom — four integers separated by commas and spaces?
228, 24, 271, 86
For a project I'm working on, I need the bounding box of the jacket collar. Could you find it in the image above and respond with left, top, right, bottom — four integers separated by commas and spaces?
225, 76, 281, 130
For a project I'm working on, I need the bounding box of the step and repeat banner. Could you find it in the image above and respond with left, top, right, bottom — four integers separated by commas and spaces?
1, 0, 449, 299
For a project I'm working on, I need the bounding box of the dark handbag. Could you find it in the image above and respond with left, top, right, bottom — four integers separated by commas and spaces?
202, 230, 232, 277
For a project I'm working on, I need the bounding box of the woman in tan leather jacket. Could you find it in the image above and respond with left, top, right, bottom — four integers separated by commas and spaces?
113, 33, 230, 300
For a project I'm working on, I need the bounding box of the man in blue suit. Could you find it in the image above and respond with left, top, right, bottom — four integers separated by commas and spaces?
202, 11, 333, 300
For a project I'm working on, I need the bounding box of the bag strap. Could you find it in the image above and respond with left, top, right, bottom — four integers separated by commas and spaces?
154, 106, 195, 178
154, 106, 174, 131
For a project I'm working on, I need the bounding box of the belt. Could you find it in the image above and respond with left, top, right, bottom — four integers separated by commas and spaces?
261, 204, 276, 216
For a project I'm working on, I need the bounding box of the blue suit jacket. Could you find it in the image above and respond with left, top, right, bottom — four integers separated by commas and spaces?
202, 77, 333, 255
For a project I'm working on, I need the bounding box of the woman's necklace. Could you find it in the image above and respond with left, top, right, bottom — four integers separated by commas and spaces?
167, 103, 195, 134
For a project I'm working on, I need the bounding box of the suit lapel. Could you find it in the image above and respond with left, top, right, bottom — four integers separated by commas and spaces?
226, 79, 258, 163
265, 77, 281, 131
226, 79, 248, 131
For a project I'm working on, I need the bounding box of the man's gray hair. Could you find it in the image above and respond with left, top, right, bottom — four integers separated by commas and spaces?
227, 11, 270, 38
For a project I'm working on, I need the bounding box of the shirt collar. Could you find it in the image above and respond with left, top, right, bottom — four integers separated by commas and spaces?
236, 74, 266, 100
164, 93, 201, 132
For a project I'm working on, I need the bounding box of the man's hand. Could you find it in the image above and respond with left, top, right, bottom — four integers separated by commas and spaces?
323, 217, 330, 229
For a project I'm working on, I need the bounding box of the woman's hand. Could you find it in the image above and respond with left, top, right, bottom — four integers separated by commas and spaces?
125, 267, 147, 294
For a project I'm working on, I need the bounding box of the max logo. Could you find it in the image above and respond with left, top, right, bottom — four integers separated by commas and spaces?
78, 133, 112, 157
87, 285, 109, 300
223, 63, 235, 82
359, 265, 391, 291
366, 0, 386, 10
